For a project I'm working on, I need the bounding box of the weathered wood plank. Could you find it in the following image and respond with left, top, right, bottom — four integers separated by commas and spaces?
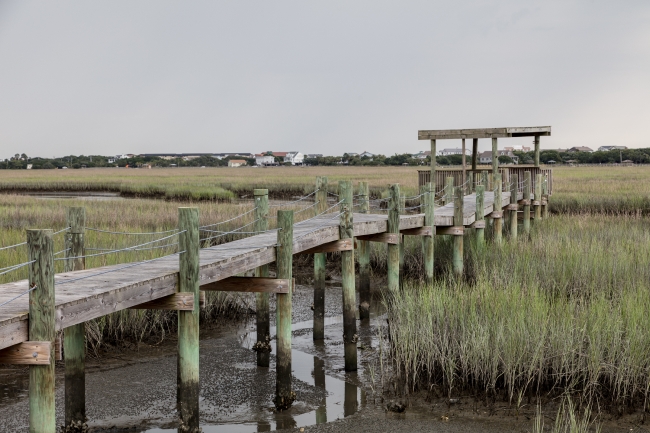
436, 226, 464, 236
0, 341, 51, 365
202, 277, 290, 294
130, 292, 195, 310
355, 233, 399, 244
298, 239, 354, 255
400, 226, 433, 236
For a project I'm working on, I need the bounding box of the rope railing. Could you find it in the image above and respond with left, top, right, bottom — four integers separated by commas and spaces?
55, 231, 184, 261
0, 261, 35, 277
205, 242, 279, 251
85, 227, 179, 236
199, 207, 257, 229
294, 200, 344, 226
294, 212, 344, 240
268, 190, 317, 207
200, 218, 261, 243
85, 242, 179, 252
0, 242, 27, 251
0, 285, 37, 308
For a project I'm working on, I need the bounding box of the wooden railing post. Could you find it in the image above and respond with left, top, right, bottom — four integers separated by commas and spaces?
64, 207, 86, 430
357, 181, 370, 320
523, 171, 531, 237
423, 182, 434, 285
534, 174, 543, 222
452, 187, 464, 277
493, 172, 503, 245
444, 176, 454, 205
534, 135, 541, 167
275, 210, 294, 409
313, 177, 328, 340
387, 184, 401, 293
475, 185, 485, 249
339, 181, 357, 372
28, 229, 56, 433
491, 136, 499, 185
253, 189, 271, 366
542, 175, 549, 219
399, 194, 405, 283
481, 170, 488, 191
510, 174, 518, 240
178, 207, 200, 431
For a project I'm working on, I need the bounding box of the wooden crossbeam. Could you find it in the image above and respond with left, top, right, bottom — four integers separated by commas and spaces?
202, 277, 290, 294
298, 239, 353, 255
355, 233, 399, 244
470, 220, 486, 229
505, 204, 519, 211
518, 199, 531, 206
400, 226, 433, 236
436, 226, 464, 236
489, 211, 503, 218
0, 341, 51, 365
130, 292, 195, 311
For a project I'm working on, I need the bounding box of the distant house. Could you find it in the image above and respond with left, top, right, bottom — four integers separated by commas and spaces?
568, 146, 594, 153
413, 151, 431, 160
228, 159, 247, 167
255, 154, 276, 166
439, 148, 472, 156
359, 151, 375, 158
346, 153, 359, 157
284, 152, 304, 165
478, 150, 518, 164
107, 158, 115, 164
304, 154, 323, 159
213, 152, 254, 160
26, 164, 33, 169
504, 146, 531, 152
598, 146, 627, 152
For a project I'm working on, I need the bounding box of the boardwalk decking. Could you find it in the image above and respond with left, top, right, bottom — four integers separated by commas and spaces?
0, 190, 523, 350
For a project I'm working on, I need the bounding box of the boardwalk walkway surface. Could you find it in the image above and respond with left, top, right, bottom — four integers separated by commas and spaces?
0, 190, 520, 350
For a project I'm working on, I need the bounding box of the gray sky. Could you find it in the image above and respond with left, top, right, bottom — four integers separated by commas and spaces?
1, 1, 649, 159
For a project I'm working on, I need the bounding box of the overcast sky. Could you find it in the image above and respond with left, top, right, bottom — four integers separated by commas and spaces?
1, 1, 649, 159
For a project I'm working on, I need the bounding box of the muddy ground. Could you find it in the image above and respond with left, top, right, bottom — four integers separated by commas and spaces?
0, 276, 647, 432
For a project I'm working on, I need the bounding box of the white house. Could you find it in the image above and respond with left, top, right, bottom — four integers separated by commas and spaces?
228, 159, 247, 167
413, 151, 431, 160
439, 148, 472, 156
478, 150, 518, 164
504, 146, 531, 152
359, 151, 375, 158
597, 146, 627, 152
284, 152, 304, 165
255, 154, 275, 166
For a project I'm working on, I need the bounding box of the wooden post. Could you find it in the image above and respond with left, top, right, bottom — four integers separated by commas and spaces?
254, 190, 271, 365
357, 181, 370, 320
510, 174, 518, 240
523, 172, 531, 237
461, 138, 467, 193
178, 207, 200, 431
28, 229, 56, 433
313, 177, 328, 340
475, 185, 485, 249
444, 177, 454, 205
535, 174, 542, 221
387, 184, 401, 293
471, 138, 478, 171
534, 135, 541, 167
275, 210, 294, 409
339, 181, 356, 372
542, 175, 549, 219
493, 171, 503, 245
452, 187, 464, 277
481, 170, 488, 191
491, 136, 499, 186
430, 139, 436, 198
399, 194, 405, 282
423, 181, 434, 285
64, 208, 86, 430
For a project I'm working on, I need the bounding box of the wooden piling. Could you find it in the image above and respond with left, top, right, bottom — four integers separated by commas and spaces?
510, 174, 518, 240
493, 172, 503, 245
339, 181, 357, 372
357, 181, 370, 320
28, 229, 55, 433
481, 170, 488, 192
423, 181, 434, 285
313, 177, 328, 340
523, 172, 531, 237
542, 175, 549, 219
534, 135, 541, 167
475, 185, 485, 249
471, 138, 478, 171
275, 210, 294, 409
444, 177, 454, 205
254, 189, 271, 365
491, 136, 499, 185
387, 184, 401, 293
177, 207, 200, 431
535, 174, 542, 221
399, 194, 405, 282
64, 207, 86, 430
452, 187, 464, 277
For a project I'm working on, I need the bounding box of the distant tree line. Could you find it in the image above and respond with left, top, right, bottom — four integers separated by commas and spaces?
0, 154, 256, 169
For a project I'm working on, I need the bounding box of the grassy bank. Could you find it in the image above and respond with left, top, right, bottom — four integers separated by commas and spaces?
388, 214, 650, 409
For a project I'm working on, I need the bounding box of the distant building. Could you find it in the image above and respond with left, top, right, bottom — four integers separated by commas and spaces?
213, 152, 254, 160
255, 154, 276, 166
504, 146, 531, 152
478, 150, 518, 164
26, 164, 33, 169
359, 151, 375, 158
304, 154, 323, 159
568, 146, 594, 153
439, 148, 472, 156
597, 146, 627, 152
413, 151, 431, 160
228, 159, 247, 167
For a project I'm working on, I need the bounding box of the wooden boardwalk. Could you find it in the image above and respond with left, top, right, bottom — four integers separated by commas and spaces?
0, 190, 523, 350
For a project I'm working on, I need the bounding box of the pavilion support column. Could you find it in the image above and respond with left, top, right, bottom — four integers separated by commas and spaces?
275, 210, 294, 409
430, 139, 436, 195
357, 181, 370, 320
64, 207, 86, 431
254, 189, 271, 365
471, 138, 478, 171
542, 176, 550, 219
313, 177, 328, 340
387, 184, 401, 293
177, 207, 200, 432
461, 138, 467, 194
452, 187, 464, 277
423, 182, 434, 285
493, 172, 503, 245
523, 172, 531, 237
509, 174, 518, 241
534, 174, 542, 222
534, 135, 541, 167
339, 181, 357, 372
28, 229, 56, 433
491, 136, 499, 186
475, 185, 485, 250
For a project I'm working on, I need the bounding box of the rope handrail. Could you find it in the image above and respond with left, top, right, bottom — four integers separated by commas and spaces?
54, 248, 70, 256
86, 227, 179, 236
54, 231, 184, 261
205, 243, 279, 251
293, 201, 319, 214
199, 207, 257, 229
0, 242, 27, 251
200, 218, 261, 243
86, 242, 179, 252
295, 212, 344, 240
0, 285, 37, 308
0, 261, 36, 277
294, 200, 344, 226
327, 191, 339, 197
56, 251, 185, 286
268, 190, 317, 207
53, 227, 71, 235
